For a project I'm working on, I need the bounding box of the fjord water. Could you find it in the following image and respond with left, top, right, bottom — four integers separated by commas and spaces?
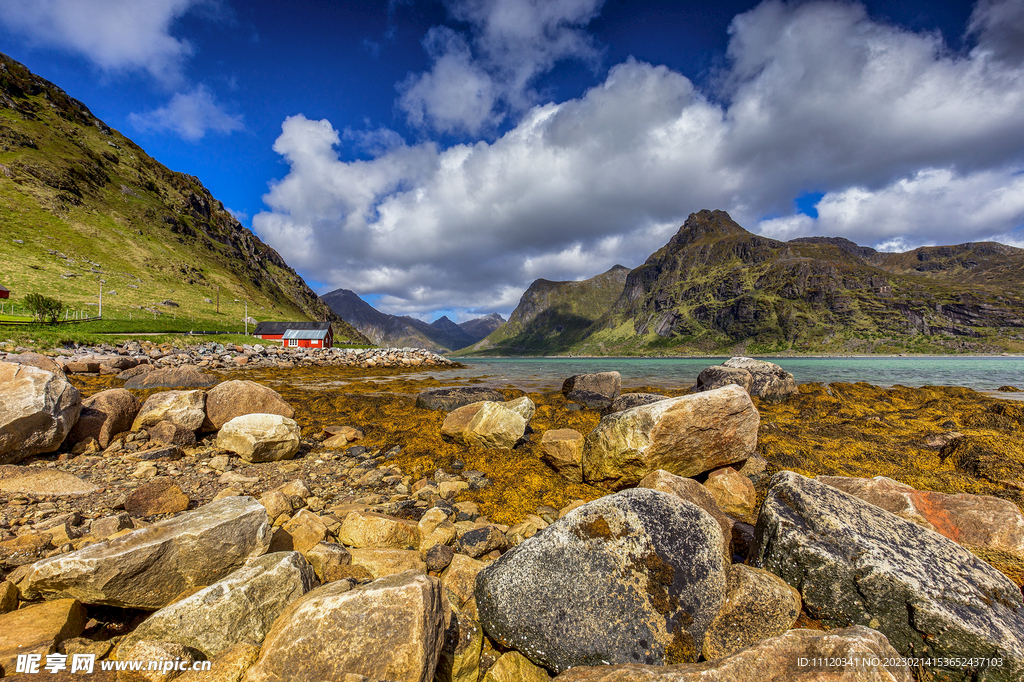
452, 356, 1024, 393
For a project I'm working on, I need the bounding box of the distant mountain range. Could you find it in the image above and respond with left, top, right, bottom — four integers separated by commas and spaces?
457, 210, 1024, 356
320, 288, 504, 351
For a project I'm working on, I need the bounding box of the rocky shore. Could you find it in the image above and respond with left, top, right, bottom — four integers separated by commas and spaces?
0, 349, 1022, 681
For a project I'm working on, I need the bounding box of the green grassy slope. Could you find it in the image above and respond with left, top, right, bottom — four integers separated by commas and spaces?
0, 53, 369, 344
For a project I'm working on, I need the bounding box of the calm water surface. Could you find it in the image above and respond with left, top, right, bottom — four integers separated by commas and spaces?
431, 356, 1024, 395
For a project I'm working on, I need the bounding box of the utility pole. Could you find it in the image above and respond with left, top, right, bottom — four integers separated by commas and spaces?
98, 280, 103, 318
217, 285, 220, 314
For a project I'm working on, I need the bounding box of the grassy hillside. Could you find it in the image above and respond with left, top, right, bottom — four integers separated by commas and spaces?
0, 53, 368, 344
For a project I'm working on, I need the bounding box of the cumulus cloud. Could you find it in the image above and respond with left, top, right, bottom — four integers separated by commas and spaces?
398, 0, 604, 134
0, 0, 214, 84
255, 0, 1024, 318
128, 86, 243, 141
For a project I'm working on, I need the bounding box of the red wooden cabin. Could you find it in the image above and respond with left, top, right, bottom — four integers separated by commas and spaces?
251, 321, 334, 349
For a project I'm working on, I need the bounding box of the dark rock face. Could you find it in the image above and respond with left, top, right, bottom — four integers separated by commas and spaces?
562, 372, 621, 410
692, 367, 752, 395
475, 488, 725, 674
602, 393, 669, 416
751, 471, 1024, 682
124, 367, 216, 390
415, 387, 506, 412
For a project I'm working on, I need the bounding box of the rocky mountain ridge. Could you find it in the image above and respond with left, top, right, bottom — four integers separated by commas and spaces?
465, 210, 1024, 355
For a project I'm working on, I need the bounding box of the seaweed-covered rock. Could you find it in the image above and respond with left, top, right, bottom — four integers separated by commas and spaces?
475, 488, 725, 673
582, 385, 758, 489
417, 387, 506, 412
124, 366, 216, 390
752, 471, 1024, 681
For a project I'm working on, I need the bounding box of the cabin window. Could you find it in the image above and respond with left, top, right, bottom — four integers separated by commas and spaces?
288, 339, 297, 347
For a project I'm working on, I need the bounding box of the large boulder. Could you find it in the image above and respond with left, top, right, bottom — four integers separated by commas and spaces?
124, 366, 217, 390
6, 352, 62, 374
540, 429, 585, 483
117, 551, 316, 658
475, 488, 726, 673
132, 390, 207, 432
441, 399, 534, 450
551, 627, 912, 681
562, 372, 621, 410
601, 393, 669, 416
752, 471, 1024, 681
691, 366, 752, 394
0, 362, 81, 463
582, 385, 759, 489
417, 387, 506, 412
700, 563, 801, 660
637, 470, 732, 561
720, 357, 796, 400
0, 598, 86, 676
203, 380, 295, 431
67, 388, 141, 448
16, 496, 272, 609
217, 414, 301, 463
242, 570, 446, 682
818, 475, 1024, 562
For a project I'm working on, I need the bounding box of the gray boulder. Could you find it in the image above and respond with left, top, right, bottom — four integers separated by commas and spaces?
721, 357, 796, 400
562, 372, 621, 410
0, 362, 81, 463
416, 387, 506, 412
751, 471, 1024, 681
118, 551, 316, 657
475, 488, 726, 673
601, 393, 669, 416
16, 496, 272, 609
691, 366, 752, 394
124, 366, 216, 390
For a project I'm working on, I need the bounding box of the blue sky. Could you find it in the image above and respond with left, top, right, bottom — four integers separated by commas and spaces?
2, 0, 1022, 321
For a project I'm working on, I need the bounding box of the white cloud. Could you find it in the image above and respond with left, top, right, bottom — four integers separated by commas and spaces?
256, 0, 1024, 318
0, 0, 213, 84
398, 0, 604, 133
128, 86, 243, 141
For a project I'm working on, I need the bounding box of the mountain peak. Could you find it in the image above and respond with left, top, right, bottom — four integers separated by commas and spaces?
669, 209, 750, 247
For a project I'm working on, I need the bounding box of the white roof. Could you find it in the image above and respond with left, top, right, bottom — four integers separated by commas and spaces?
283, 329, 329, 340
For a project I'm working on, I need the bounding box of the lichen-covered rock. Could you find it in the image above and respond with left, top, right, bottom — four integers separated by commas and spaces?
602, 393, 669, 416
562, 372, 621, 410
541, 429, 585, 483
441, 399, 533, 450
582, 385, 759, 489
752, 471, 1024, 681
132, 390, 206, 432
483, 651, 550, 682
203, 380, 295, 431
242, 570, 446, 682
117, 552, 316, 658
692, 366, 753, 395
216, 414, 301, 463
818, 475, 1024, 562
475, 488, 726, 673
417, 387, 507, 412
16, 496, 271, 609
67, 388, 140, 448
720, 357, 796, 400
637, 470, 732, 561
436, 601, 484, 682
0, 362, 81, 463
455, 526, 506, 559
701, 564, 801, 660
551, 626, 911, 681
